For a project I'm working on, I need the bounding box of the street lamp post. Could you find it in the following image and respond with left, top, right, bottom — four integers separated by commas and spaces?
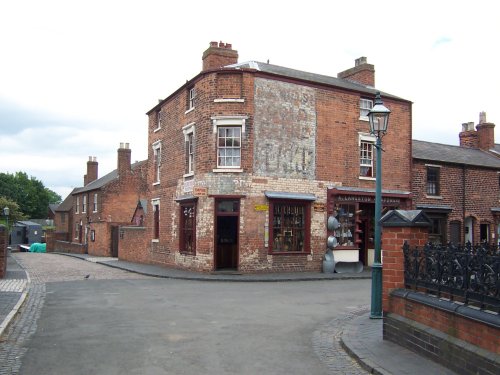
3, 207, 10, 245
368, 92, 391, 319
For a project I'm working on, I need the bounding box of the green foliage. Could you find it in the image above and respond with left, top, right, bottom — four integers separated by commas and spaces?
0, 196, 27, 226
0, 172, 61, 219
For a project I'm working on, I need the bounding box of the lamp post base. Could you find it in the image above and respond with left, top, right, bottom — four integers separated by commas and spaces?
370, 261, 383, 319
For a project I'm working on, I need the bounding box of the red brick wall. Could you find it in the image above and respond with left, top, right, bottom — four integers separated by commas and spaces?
412, 160, 500, 243
55, 240, 86, 254
389, 294, 500, 354
382, 220, 500, 355
118, 226, 149, 264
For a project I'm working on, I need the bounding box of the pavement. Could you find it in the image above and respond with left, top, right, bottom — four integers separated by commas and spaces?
0, 251, 457, 375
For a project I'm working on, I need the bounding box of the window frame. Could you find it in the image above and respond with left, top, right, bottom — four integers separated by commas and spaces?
152, 141, 161, 185
93, 193, 98, 213
187, 87, 195, 111
268, 199, 311, 254
154, 111, 162, 132
359, 98, 373, 121
426, 166, 440, 196
82, 195, 87, 214
217, 126, 242, 169
179, 201, 196, 255
359, 133, 376, 179
75, 196, 79, 214
211, 116, 247, 172
183, 123, 195, 176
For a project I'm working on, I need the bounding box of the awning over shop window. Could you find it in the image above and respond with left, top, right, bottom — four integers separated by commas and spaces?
264, 191, 316, 201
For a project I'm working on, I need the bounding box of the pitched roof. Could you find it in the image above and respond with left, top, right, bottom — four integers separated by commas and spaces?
55, 188, 78, 212
228, 61, 407, 101
413, 140, 500, 169
73, 160, 146, 194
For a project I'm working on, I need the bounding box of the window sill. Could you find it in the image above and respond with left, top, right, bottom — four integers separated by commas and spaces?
425, 195, 443, 200
152, 182, 160, 186
153, 127, 161, 133
185, 107, 195, 115
183, 172, 194, 178
269, 251, 311, 256
152, 239, 159, 243
214, 98, 245, 103
359, 176, 376, 181
213, 168, 243, 173
359, 116, 369, 122
179, 251, 196, 256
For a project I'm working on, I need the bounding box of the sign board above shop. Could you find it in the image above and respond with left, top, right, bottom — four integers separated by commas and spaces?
193, 187, 208, 197
254, 204, 269, 212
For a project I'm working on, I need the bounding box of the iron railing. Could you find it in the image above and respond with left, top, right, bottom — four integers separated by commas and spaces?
403, 242, 500, 313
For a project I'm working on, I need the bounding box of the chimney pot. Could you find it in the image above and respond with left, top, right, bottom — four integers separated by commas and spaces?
202, 41, 238, 71
355, 57, 367, 66
479, 111, 487, 124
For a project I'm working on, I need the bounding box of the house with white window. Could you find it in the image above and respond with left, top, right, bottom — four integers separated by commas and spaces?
55, 143, 147, 256
412, 113, 500, 245
119, 42, 413, 272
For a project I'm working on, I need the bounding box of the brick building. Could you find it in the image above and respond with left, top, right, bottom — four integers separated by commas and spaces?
60, 143, 147, 256
412, 113, 500, 245
123, 41, 413, 273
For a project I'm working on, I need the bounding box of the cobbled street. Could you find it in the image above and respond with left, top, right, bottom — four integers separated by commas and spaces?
1, 253, 370, 375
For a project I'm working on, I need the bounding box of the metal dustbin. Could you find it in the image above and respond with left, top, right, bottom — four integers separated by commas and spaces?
322, 248, 335, 273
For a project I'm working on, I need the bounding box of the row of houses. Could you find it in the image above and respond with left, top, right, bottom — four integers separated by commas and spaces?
52, 41, 500, 273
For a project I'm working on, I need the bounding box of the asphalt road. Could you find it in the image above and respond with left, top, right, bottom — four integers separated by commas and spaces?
9, 254, 371, 375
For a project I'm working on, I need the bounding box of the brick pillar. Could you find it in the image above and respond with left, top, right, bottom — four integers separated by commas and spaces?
45, 228, 55, 252
380, 210, 431, 313
0, 225, 6, 278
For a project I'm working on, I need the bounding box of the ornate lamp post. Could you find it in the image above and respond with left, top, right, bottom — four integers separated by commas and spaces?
368, 92, 391, 319
3, 206, 10, 245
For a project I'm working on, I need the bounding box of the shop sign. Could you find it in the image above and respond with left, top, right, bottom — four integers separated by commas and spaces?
193, 186, 208, 197
313, 202, 326, 212
254, 204, 269, 212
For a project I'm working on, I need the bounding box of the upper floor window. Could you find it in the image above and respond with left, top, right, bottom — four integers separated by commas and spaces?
155, 111, 162, 131
187, 87, 195, 110
427, 166, 440, 196
183, 123, 195, 175
359, 133, 376, 179
75, 196, 79, 214
152, 141, 161, 184
82, 195, 87, 213
359, 98, 373, 121
93, 193, 98, 212
217, 127, 241, 168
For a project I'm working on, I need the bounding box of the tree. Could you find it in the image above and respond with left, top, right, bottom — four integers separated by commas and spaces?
0, 172, 62, 219
0, 196, 27, 227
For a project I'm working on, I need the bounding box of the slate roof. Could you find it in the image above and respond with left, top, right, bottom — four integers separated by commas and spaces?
55, 188, 78, 212
73, 160, 146, 194
413, 140, 500, 169
227, 61, 407, 101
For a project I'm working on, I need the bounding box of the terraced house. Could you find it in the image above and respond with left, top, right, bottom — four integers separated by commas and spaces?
119, 41, 413, 272
412, 113, 500, 245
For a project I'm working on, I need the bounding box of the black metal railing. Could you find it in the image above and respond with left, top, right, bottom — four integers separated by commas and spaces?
403, 242, 500, 313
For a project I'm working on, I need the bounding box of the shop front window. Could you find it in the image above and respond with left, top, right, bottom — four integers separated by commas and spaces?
270, 201, 310, 253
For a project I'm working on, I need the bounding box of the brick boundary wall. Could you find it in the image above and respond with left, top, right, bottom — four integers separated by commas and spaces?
381, 211, 500, 375
54, 240, 87, 254
0, 225, 6, 278
118, 226, 148, 264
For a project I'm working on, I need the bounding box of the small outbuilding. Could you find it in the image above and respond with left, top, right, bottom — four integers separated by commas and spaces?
10, 221, 43, 247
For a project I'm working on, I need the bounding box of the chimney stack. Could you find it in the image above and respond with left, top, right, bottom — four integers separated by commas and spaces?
476, 111, 495, 151
337, 57, 375, 87
117, 142, 131, 176
459, 122, 478, 148
85, 156, 98, 185
202, 41, 238, 71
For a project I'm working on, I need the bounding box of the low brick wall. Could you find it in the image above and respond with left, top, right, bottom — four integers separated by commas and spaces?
0, 225, 6, 278
45, 230, 68, 252
55, 240, 87, 254
118, 226, 148, 264
381, 211, 500, 375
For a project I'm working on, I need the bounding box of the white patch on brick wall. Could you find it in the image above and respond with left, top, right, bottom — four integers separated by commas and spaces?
254, 78, 316, 179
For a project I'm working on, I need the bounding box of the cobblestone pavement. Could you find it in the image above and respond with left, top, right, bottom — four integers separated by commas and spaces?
312, 306, 369, 375
0, 253, 150, 375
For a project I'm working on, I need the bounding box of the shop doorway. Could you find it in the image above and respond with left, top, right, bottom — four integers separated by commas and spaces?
358, 204, 374, 266
214, 199, 240, 270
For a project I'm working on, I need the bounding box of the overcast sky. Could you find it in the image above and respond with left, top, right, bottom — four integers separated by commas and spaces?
1, 0, 499, 200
